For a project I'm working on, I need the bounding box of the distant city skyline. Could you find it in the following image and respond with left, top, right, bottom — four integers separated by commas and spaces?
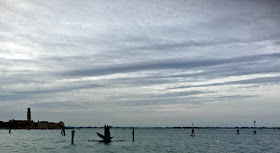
0, 0, 280, 127
0, 108, 64, 129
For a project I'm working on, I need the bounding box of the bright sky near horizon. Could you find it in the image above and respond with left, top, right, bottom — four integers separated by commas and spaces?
0, 0, 280, 127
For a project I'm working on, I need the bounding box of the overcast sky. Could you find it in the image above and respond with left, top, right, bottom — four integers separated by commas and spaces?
0, 0, 280, 127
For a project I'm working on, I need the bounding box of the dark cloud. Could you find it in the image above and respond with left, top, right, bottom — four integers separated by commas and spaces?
12, 83, 103, 94
0, 82, 102, 96
212, 95, 259, 101
0, 94, 40, 102
107, 60, 280, 86
118, 96, 204, 107
60, 53, 280, 77
0, 83, 103, 102
274, 41, 280, 45
120, 34, 280, 53
30, 101, 88, 109
169, 76, 280, 90
118, 94, 258, 107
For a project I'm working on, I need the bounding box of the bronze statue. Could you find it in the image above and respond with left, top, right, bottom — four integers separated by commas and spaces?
96, 125, 113, 142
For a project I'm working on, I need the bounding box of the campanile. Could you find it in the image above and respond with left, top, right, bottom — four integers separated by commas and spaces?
27, 108, 31, 122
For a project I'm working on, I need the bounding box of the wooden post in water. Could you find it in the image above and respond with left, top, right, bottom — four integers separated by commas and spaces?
191, 123, 195, 137
253, 121, 256, 135
236, 129, 240, 135
191, 129, 195, 137
9, 127, 11, 134
132, 128, 134, 141
71, 129, 75, 144
61, 127, 66, 136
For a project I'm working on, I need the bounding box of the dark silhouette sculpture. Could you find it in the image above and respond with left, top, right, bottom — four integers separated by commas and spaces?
96, 125, 113, 142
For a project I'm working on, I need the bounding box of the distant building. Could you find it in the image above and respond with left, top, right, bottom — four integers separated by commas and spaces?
59, 121, 65, 127
49, 122, 60, 129
38, 121, 64, 129
0, 108, 64, 129
38, 121, 48, 129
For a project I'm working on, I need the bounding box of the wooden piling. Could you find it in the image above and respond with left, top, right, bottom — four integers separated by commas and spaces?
253, 121, 256, 134
132, 128, 134, 141
61, 127, 66, 136
191, 129, 195, 137
71, 129, 75, 144
191, 123, 195, 137
9, 127, 11, 134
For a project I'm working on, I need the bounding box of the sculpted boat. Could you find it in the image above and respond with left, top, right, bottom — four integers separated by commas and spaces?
96, 125, 113, 142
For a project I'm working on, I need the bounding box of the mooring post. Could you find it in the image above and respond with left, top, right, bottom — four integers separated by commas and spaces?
71, 129, 75, 144
61, 127, 66, 136
132, 128, 134, 141
191, 129, 195, 137
191, 123, 195, 137
9, 127, 11, 134
253, 121, 256, 135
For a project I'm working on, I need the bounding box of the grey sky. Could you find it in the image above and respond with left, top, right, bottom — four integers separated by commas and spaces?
0, 0, 280, 127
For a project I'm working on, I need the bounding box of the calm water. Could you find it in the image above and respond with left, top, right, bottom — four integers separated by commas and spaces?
1, 128, 280, 152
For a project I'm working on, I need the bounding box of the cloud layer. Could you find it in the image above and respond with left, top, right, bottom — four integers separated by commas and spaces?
0, 0, 280, 126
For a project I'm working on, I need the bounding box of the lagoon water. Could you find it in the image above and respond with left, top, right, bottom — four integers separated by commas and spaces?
1, 128, 280, 152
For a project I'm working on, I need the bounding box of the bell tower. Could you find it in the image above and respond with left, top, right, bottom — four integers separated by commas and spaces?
27, 108, 31, 122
